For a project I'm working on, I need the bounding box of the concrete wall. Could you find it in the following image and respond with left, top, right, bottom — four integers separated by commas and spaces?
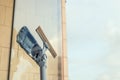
0, 0, 68, 80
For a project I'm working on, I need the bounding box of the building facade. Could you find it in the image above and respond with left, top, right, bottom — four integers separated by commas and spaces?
0, 0, 68, 80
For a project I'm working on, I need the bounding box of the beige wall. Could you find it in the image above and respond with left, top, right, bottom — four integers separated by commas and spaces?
61, 0, 68, 80
0, 0, 68, 80
0, 0, 13, 80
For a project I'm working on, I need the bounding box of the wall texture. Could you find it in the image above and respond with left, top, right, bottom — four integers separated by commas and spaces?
61, 0, 68, 80
0, 0, 13, 79
0, 0, 68, 80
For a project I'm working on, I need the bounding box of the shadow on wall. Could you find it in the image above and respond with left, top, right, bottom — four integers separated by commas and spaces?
58, 56, 62, 80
